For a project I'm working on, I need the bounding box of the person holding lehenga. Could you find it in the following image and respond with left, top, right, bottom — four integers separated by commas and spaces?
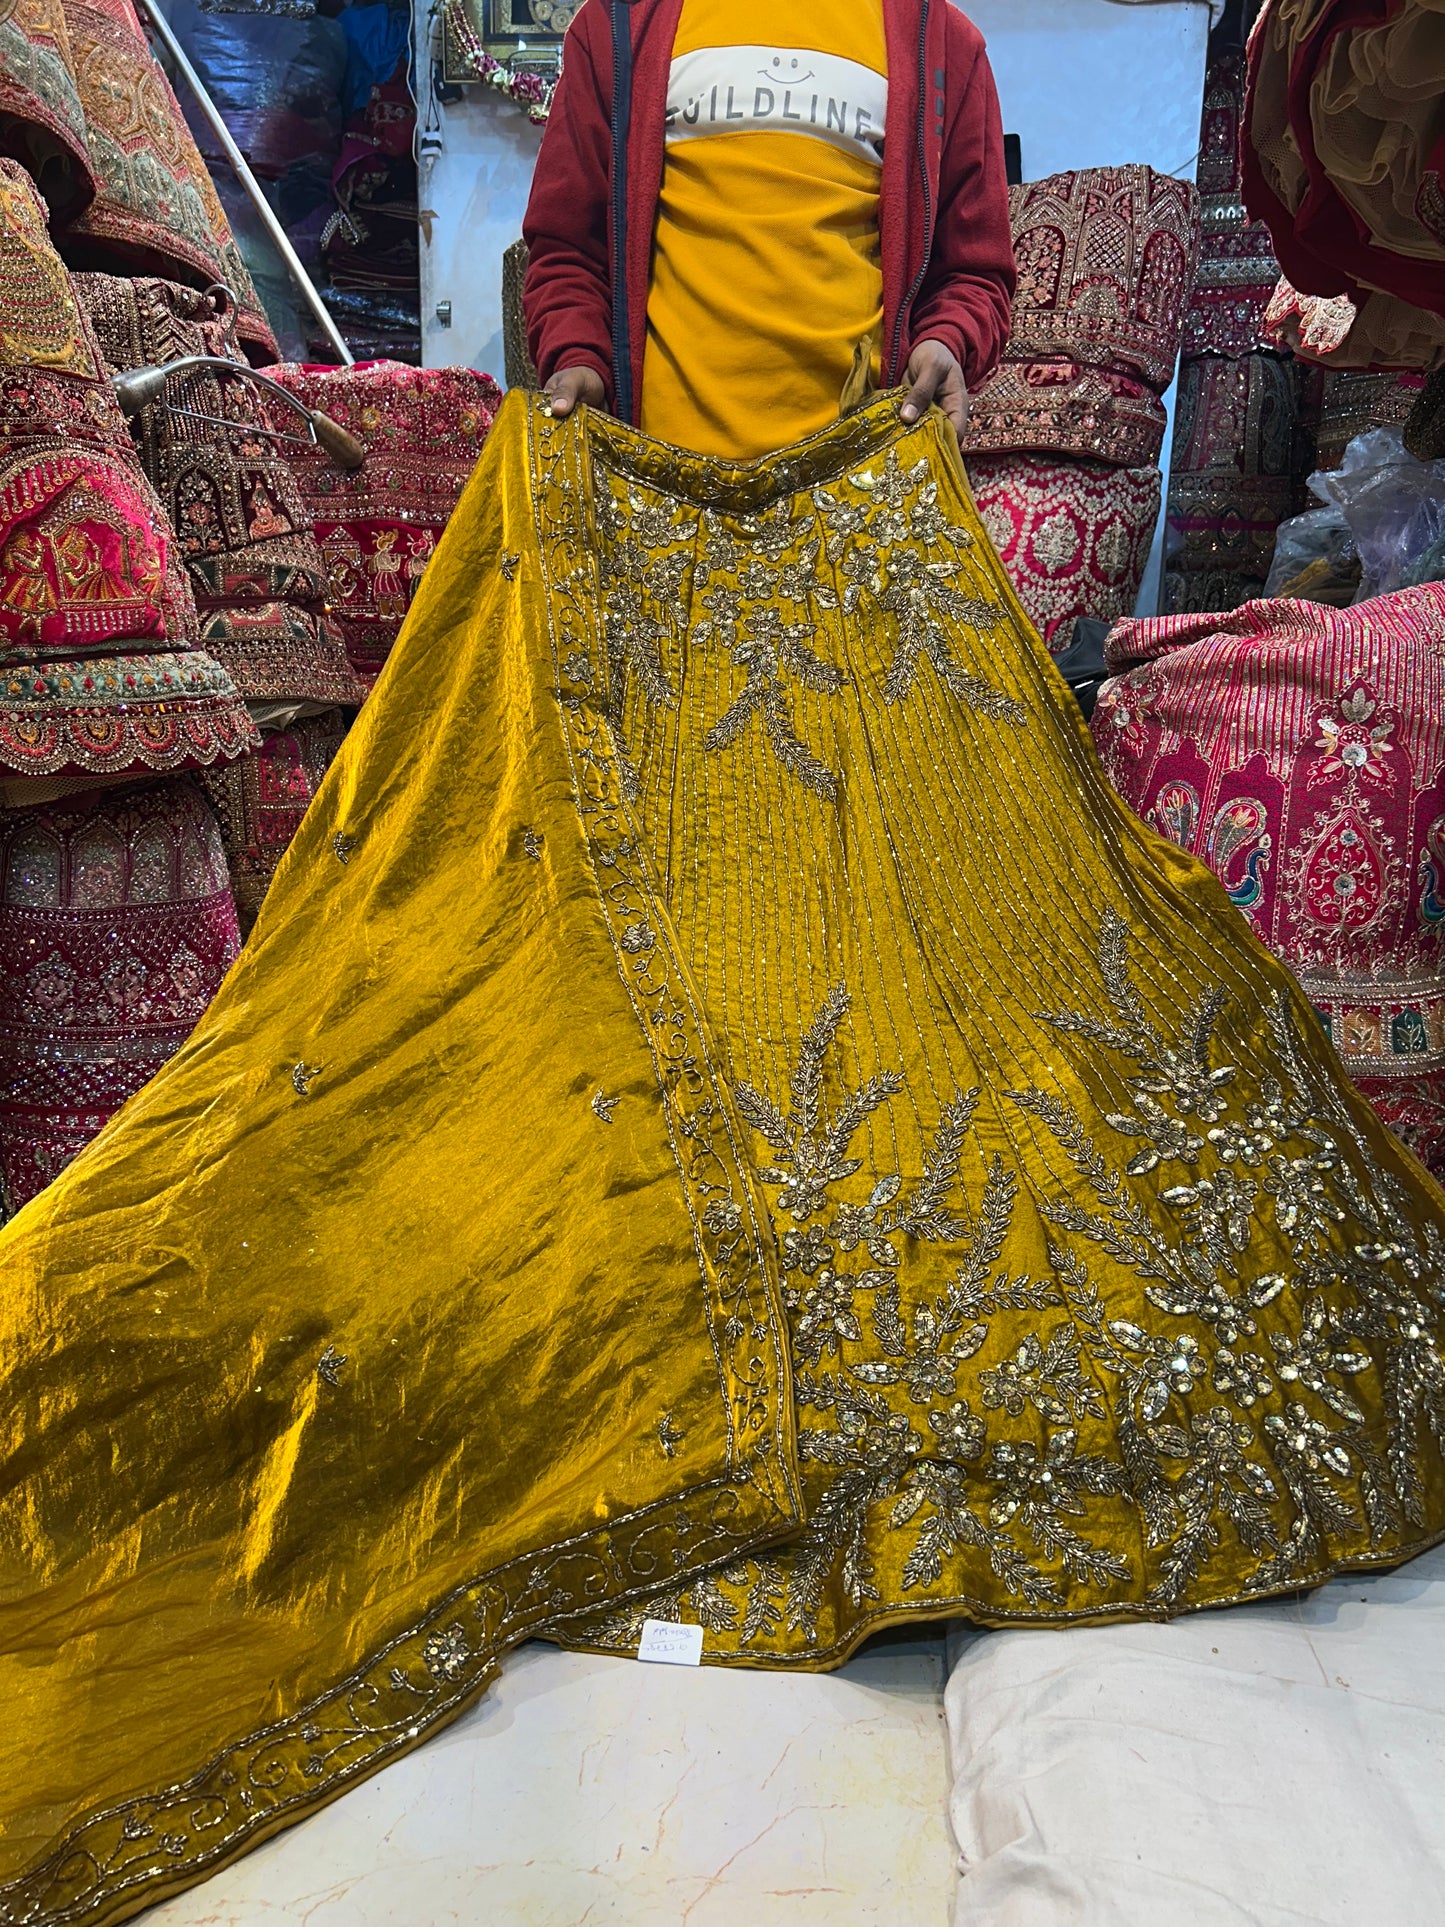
4, 2, 1445, 1922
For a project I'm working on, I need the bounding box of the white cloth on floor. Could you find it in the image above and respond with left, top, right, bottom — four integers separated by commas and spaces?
945, 1545, 1445, 1925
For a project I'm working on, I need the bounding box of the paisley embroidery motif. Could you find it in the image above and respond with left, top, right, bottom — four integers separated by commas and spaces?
1150, 779, 1201, 855
1096, 588, 1445, 1169
1207, 796, 1272, 913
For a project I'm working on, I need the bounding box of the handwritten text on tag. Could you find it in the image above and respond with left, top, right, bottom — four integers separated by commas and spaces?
637, 1619, 704, 1667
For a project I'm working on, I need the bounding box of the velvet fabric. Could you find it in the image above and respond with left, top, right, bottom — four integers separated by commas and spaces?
0, 775, 240, 1213
268, 360, 502, 686
1162, 353, 1309, 614
1315, 366, 1427, 468
968, 451, 1161, 649
963, 166, 1202, 466
75, 275, 362, 709
1242, 0, 1445, 370
2, 395, 1445, 1926
1181, 48, 1283, 361
201, 706, 348, 932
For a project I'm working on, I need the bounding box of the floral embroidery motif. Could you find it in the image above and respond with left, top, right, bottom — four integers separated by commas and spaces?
420, 1624, 472, 1682
590, 1089, 619, 1124
521, 828, 544, 861
587, 908, 1445, 1652
316, 1344, 347, 1387
590, 439, 1022, 804
814, 449, 1022, 717
593, 475, 688, 755
291, 1061, 322, 1096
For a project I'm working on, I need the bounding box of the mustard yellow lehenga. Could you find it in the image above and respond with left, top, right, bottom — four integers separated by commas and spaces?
5, 391, 1445, 1924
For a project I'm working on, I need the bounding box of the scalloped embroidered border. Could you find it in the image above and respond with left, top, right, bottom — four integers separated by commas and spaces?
0, 398, 799, 1927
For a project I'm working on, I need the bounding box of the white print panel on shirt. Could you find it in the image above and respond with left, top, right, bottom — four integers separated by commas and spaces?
664, 45, 888, 167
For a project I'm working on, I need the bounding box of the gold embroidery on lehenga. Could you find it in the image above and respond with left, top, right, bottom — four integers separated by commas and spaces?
0, 395, 808, 1927
590, 434, 1026, 810
291, 1061, 322, 1095
541, 408, 797, 1505
587, 900, 1445, 1652
316, 1344, 347, 1387
814, 446, 1024, 715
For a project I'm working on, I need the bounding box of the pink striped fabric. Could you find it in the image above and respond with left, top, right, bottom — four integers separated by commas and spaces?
1093, 583, 1445, 1174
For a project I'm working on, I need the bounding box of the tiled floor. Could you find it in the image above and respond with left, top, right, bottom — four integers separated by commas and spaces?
148, 1632, 955, 1926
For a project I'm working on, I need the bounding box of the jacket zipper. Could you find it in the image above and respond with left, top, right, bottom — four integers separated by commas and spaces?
887, 0, 935, 387
609, 0, 635, 423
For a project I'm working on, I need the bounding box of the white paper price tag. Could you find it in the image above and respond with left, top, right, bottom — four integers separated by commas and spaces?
636, 1618, 704, 1667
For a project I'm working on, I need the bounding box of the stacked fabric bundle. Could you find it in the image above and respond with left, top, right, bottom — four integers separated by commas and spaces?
962, 164, 1200, 648
0, 778, 241, 1210
0, 0, 275, 358
1314, 367, 1429, 470
1163, 42, 1314, 614
200, 706, 347, 930
1242, 0, 1445, 373
1165, 344, 1312, 611
0, 159, 256, 1212
1092, 582, 1445, 1174
0, 0, 95, 223
55, 0, 276, 358
268, 360, 503, 687
76, 273, 365, 928
321, 63, 421, 363
1181, 48, 1287, 363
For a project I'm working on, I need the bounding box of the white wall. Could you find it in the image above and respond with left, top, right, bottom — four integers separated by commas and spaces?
417, 0, 1213, 608
968, 0, 1210, 184
417, 86, 541, 380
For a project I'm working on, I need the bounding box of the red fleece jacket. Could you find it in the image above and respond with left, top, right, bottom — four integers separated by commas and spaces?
522, 0, 1017, 421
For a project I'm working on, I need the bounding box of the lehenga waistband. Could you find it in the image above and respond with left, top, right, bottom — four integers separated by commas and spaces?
580, 391, 927, 512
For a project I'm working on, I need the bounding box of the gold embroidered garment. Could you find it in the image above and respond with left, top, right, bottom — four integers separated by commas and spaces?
4, 392, 1445, 1924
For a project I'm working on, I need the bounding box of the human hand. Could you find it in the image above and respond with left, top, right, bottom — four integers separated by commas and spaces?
544, 365, 607, 417
900, 340, 970, 439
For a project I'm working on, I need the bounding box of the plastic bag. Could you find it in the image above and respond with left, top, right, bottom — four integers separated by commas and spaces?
1403, 528, 1445, 589
1264, 504, 1362, 606
166, 0, 347, 180
1309, 428, 1445, 602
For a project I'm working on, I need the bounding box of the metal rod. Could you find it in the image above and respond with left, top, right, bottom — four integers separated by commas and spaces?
135, 0, 355, 366
112, 355, 368, 468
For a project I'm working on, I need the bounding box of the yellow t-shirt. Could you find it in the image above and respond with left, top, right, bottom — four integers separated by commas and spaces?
640, 0, 888, 460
